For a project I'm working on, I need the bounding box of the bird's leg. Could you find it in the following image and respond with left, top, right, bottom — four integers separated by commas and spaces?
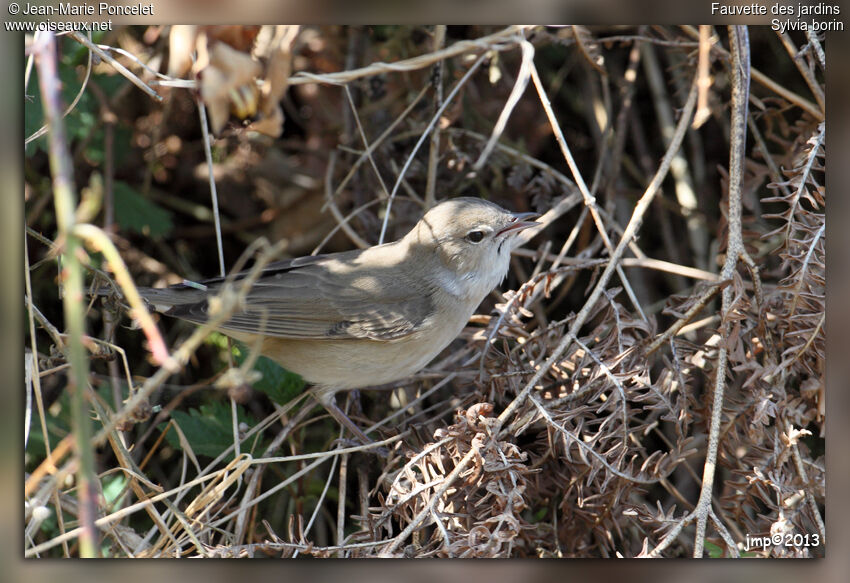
312, 387, 375, 447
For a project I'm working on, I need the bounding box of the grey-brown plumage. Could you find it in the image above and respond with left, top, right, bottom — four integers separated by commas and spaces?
142, 251, 434, 343
131, 197, 539, 441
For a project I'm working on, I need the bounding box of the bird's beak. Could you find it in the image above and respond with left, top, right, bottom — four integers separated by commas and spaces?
497, 211, 541, 236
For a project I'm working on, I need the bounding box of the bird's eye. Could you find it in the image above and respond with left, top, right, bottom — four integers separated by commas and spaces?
466, 230, 485, 243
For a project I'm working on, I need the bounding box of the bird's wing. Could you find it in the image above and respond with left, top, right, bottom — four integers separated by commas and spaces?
144, 251, 434, 342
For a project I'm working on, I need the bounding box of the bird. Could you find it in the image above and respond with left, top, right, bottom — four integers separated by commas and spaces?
129, 197, 540, 444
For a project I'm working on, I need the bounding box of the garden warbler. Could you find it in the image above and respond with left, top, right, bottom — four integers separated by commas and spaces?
134, 197, 540, 443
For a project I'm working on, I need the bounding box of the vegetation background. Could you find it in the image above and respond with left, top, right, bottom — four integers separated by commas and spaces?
24, 25, 825, 558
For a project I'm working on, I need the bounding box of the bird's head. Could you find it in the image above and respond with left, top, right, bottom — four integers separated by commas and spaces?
406, 197, 540, 298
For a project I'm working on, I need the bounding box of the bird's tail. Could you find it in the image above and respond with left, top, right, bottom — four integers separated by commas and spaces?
95, 281, 210, 314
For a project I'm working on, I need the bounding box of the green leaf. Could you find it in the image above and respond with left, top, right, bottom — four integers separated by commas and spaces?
113, 181, 174, 237
531, 507, 548, 522
84, 123, 132, 166
231, 342, 306, 405
162, 401, 255, 460
205, 331, 231, 351
25, 63, 98, 155
704, 540, 724, 558
102, 475, 128, 505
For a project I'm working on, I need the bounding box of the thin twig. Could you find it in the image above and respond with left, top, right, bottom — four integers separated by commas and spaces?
344, 85, 391, 200
642, 41, 707, 271
788, 423, 826, 542
290, 26, 527, 87
472, 40, 534, 171
67, 31, 163, 102
378, 51, 490, 244
692, 26, 750, 558
680, 25, 821, 121
425, 25, 446, 209
775, 31, 825, 114
498, 68, 699, 430
693, 25, 714, 129
26, 31, 93, 146
528, 40, 647, 321
645, 512, 695, 557
328, 83, 430, 208
646, 279, 728, 355
324, 152, 371, 249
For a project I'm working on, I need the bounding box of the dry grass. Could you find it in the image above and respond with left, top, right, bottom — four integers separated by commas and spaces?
24, 25, 824, 558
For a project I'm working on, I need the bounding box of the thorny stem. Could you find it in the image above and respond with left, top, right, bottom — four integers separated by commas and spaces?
692, 25, 751, 558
